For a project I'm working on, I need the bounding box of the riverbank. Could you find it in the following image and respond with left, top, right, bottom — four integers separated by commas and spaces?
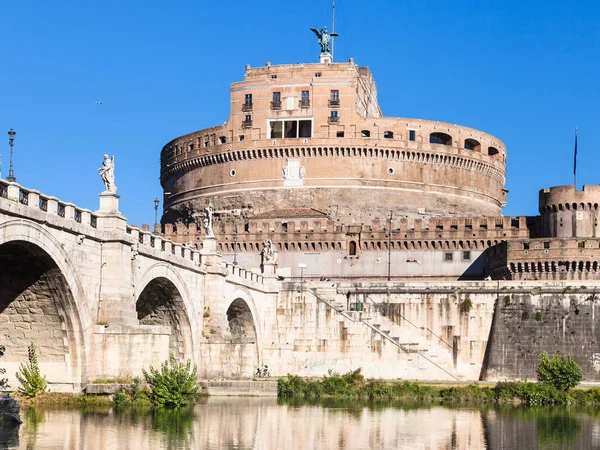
277, 371, 600, 406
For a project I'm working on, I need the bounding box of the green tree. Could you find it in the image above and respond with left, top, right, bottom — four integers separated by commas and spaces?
16, 343, 48, 397
142, 356, 199, 408
537, 352, 583, 391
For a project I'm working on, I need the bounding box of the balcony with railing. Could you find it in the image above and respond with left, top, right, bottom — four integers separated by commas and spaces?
241, 102, 253, 112
328, 99, 340, 108
300, 99, 311, 108
328, 116, 340, 124
242, 119, 253, 128
270, 101, 281, 110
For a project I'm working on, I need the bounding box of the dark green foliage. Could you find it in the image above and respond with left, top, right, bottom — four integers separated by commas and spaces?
438, 384, 494, 404
16, 343, 47, 398
0, 345, 8, 391
535, 311, 542, 321
142, 356, 199, 408
537, 352, 583, 391
460, 298, 472, 314
504, 295, 511, 306
521, 311, 529, 320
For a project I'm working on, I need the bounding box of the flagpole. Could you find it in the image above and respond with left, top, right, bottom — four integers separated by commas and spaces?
574, 128, 578, 189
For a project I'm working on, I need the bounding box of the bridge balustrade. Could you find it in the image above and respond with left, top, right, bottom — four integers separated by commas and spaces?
0, 179, 98, 228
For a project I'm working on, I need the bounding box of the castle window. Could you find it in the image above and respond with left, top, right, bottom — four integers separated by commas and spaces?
271, 74, 277, 79
269, 119, 313, 139
300, 90, 310, 108
578, 241, 585, 248
349, 241, 357, 256
244, 223, 249, 232
361, 130, 371, 138
281, 222, 288, 232
315, 72, 321, 78
464, 138, 481, 151
337, 131, 345, 137
444, 252, 453, 261
239, 135, 245, 142
328, 111, 339, 124
329, 90, 339, 107
284, 120, 298, 138
409, 130, 416, 141
463, 251, 471, 260
384, 131, 394, 139
543, 241, 550, 249
523, 242, 530, 250
271, 92, 281, 109
242, 94, 253, 111
243, 115, 252, 128
219, 136, 226, 144
430, 132, 452, 146
488, 146, 500, 159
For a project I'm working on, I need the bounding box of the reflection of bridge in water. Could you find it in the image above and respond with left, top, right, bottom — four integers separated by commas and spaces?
0, 179, 274, 391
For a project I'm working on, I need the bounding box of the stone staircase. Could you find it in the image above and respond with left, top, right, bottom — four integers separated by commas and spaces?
311, 285, 460, 380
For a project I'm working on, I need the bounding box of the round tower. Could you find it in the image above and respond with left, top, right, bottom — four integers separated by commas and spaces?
538, 185, 600, 238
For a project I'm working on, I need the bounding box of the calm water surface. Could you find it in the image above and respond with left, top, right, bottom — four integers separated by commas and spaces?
2, 397, 600, 449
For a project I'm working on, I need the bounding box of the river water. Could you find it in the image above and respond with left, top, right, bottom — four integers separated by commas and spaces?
2, 397, 600, 449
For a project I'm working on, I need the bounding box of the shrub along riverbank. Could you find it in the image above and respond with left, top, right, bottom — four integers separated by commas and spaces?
277, 369, 600, 406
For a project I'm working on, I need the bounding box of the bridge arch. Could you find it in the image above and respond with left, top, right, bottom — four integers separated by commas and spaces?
222, 288, 261, 377
0, 220, 89, 391
135, 264, 197, 361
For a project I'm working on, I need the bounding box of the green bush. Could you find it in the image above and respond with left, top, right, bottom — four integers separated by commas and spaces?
0, 345, 8, 391
537, 352, 583, 391
16, 343, 47, 398
142, 356, 199, 408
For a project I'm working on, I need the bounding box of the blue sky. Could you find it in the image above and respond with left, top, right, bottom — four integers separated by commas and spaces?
1, 0, 598, 225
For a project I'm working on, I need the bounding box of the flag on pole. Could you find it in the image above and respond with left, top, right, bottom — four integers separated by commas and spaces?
574, 128, 578, 178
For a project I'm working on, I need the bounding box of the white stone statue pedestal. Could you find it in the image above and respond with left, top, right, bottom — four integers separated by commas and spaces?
95, 192, 126, 231
262, 262, 278, 278
201, 237, 219, 266
320, 52, 332, 64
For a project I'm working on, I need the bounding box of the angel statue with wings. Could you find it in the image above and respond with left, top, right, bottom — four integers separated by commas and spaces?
310, 26, 339, 54
98, 154, 117, 193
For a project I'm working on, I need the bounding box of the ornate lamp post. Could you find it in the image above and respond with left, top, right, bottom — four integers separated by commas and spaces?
154, 198, 160, 232
7, 129, 16, 182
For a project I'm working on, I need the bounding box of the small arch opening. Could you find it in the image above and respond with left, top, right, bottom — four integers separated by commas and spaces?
349, 241, 357, 256
488, 146, 500, 159
429, 132, 452, 146
384, 131, 394, 139
464, 138, 481, 151
361, 130, 371, 138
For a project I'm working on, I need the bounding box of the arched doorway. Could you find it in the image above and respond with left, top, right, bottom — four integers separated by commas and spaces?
0, 240, 81, 389
136, 277, 189, 360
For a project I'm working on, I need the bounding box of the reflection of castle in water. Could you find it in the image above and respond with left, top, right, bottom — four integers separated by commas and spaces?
13, 399, 597, 450
160, 53, 600, 281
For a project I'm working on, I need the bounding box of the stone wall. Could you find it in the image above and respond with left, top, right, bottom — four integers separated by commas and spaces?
481, 286, 600, 381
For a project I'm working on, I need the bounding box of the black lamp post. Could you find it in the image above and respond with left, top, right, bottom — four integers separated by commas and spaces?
7, 129, 16, 182
154, 198, 160, 232
383, 210, 396, 281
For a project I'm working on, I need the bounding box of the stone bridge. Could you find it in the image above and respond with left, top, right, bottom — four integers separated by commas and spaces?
0, 180, 277, 392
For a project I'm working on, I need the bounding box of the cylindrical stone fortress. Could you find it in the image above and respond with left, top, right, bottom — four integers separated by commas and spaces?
160, 61, 507, 225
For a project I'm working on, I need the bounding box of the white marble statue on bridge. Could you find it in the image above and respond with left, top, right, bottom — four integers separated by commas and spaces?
203, 205, 215, 238
98, 154, 117, 193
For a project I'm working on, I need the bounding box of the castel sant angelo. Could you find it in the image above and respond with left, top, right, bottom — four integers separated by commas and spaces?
160, 28, 600, 283
4, 27, 600, 389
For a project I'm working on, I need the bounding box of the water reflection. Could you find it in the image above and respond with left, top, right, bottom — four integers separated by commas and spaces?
6, 398, 600, 449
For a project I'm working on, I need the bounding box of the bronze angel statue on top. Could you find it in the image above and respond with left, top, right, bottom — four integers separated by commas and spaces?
310, 26, 339, 54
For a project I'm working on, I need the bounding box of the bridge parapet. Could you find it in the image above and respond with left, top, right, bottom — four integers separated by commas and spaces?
224, 262, 265, 285
0, 179, 98, 229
